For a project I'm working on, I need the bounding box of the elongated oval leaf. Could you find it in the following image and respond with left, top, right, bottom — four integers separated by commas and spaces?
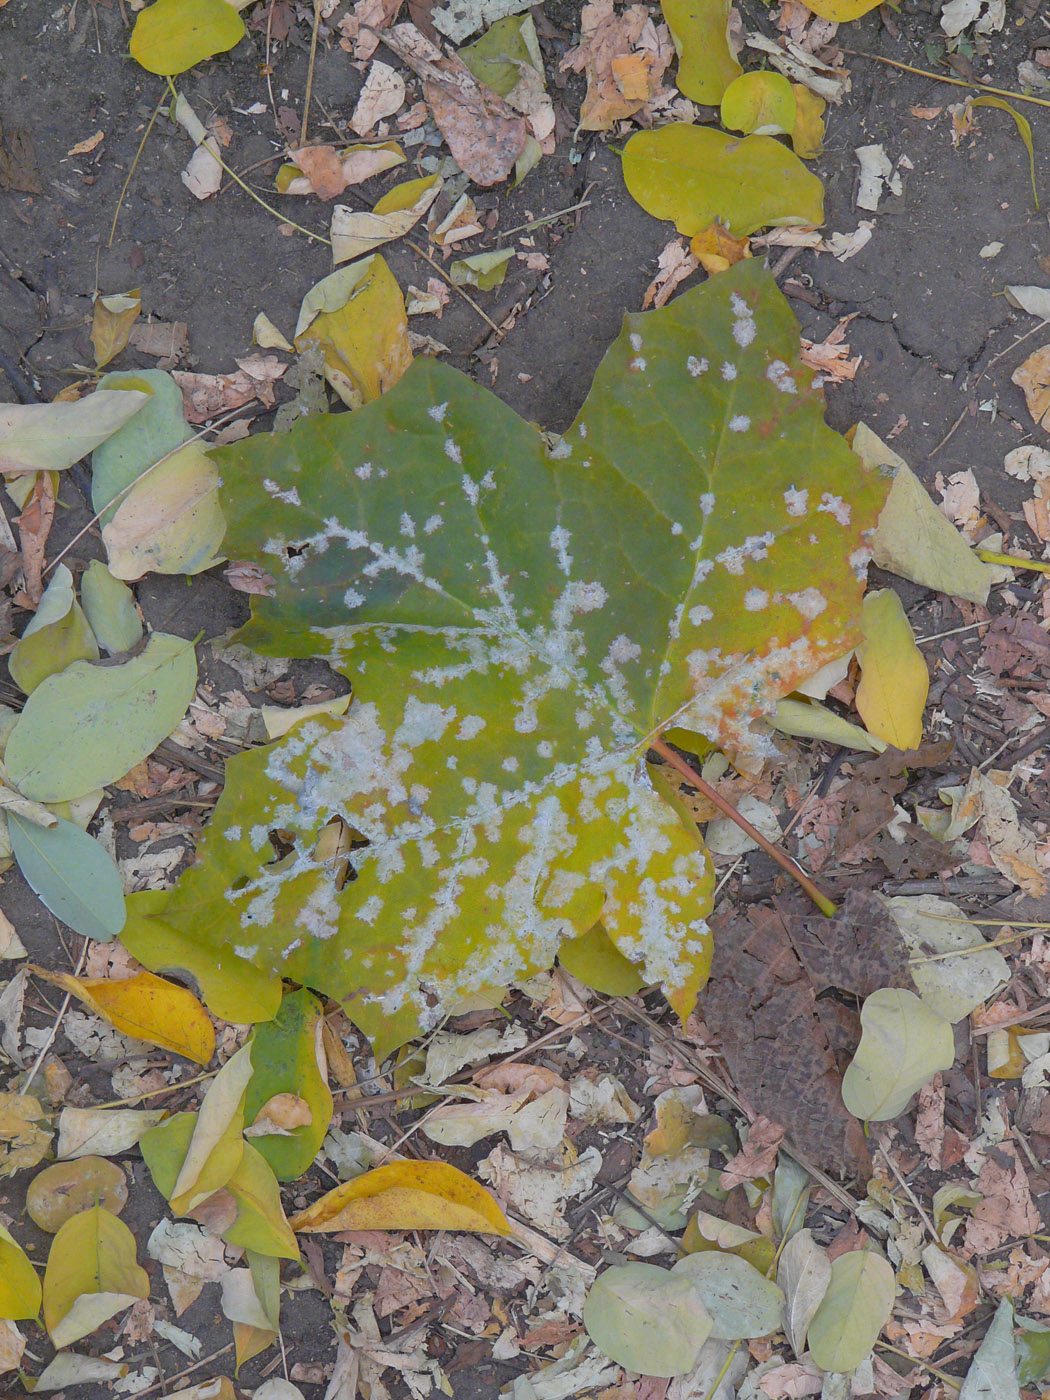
243, 989, 333, 1179
9, 814, 125, 942
842, 987, 955, 1122
0, 1223, 41, 1320
672, 1251, 785, 1340
91, 369, 193, 526
962, 1299, 1020, 1400
157, 259, 888, 1058
289, 1160, 511, 1235
623, 124, 824, 238
584, 1262, 713, 1377
130, 0, 246, 76
661, 0, 741, 103
5, 633, 197, 803
807, 1249, 896, 1373
855, 589, 928, 750
0, 390, 149, 475
40, 968, 215, 1065
884, 894, 1009, 1022
777, 1228, 831, 1356
81, 561, 144, 654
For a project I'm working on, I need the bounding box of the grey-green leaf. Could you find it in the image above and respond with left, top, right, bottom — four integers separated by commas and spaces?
4, 633, 197, 803
960, 1299, 1020, 1400
9, 813, 125, 941
841, 987, 955, 1122
672, 1251, 785, 1340
807, 1249, 895, 1373
81, 561, 144, 655
777, 1228, 831, 1356
583, 1262, 713, 1377
884, 893, 1010, 1023
91, 369, 192, 525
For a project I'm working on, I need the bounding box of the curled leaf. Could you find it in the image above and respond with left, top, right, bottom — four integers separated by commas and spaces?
33, 967, 215, 1065
289, 1160, 511, 1234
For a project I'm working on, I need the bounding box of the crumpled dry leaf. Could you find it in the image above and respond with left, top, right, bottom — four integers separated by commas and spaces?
280, 142, 406, 199
382, 23, 527, 185
800, 316, 861, 382
0, 1091, 52, 1176
1013, 343, 1050, 430
172, 356, 286, 422
351, 60, 406, 136
560, 0, 672, 130
643, 239, 700, 309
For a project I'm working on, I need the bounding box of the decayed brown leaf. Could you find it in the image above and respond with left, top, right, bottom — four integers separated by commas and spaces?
1013, 343, 1050, 429
13, 469, 55, 606
560, 0, 672, 130
643, 239, 699, 309
172, 355, 287, 422
382, 23, 527, 185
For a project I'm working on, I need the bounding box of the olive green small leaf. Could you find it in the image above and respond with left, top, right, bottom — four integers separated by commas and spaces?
623, 123, 824, 238
243, 989, 333, 1180
842, 988, 954, 1122
661, 0, 741, 103
130, 0, 246, 76
559, 923, 645, 996
807, 1249, 896, 1374
81, 561, 144, 655
5, 633, 197, 803
721, 72, 797, 137
9, 813, 125, 942
8, 565, 99, 694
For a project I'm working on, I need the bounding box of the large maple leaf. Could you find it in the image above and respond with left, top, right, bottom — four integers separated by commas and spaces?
157, 261, 887, 1055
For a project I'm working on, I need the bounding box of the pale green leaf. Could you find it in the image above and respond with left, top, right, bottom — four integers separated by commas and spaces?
771, 697, 885, 754
583, 1262, 713, 1377
859, 424, 994, 605
155, 259, 887, 1058
960, 1298, 1020, 1400
5, 633, 198, 803
0, 391, 149, 476
449, 249, 515, 290
807, 1249, 895, 1373
776, 1228, 830, 1356
80, 561, 144, 655
623, 123, 824, 238
772, 1156, 811, 1244
460, 14, 542, 96
91, 369, 193, 526
42, 1207, 149, 1348
661, 0, 741, 103
841, 988, 955, 1122
8, 814, 125, 942
672, 1252, 785, 1340
884, 894, 1010, 1022
130, 0, 246, 75
8, 567, 99, 695
221, 1143, 300, 1260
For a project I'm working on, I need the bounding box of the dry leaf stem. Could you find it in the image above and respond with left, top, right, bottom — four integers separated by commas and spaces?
846, 51, 1050, 111
649, 735, 836, 917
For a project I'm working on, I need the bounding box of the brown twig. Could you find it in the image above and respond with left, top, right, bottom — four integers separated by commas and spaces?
300, 0, 324, 147
649, 735, 836, 916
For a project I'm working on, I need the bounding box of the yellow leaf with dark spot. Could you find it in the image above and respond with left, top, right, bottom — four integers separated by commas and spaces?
855, 589, 928, 750
289, 1160, 512, 1235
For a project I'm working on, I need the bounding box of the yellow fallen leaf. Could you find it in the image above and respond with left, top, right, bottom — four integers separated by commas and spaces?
169, 1042, 254, 1215
689, 223, 750, 276
32, 966, 215, 1065
855, 589, 928, 751
0, 1092, 52, 1177
295, 256, 413, 408
289, 1159, 512, 1235
42, 1206, 149, 1347
795, 0, 881, 17
791, 84, 825, 159
91, 290, 141, 370
101, 440, 226, 581
0, 1223, 41, 1320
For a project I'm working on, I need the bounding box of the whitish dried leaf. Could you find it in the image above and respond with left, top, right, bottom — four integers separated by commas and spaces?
842, 988, 954, 1121
1006, 285, 1050, 321
29, 1353, 127, 1390
884, 894, 1009, 1022
584, 1261, 713, 1376
861, 424, 994, 605
777, 1228, 831, 1355
290, 1159, 511, 1234
855, 589, 928, 751
0, 910, 25, 959
0, 1320, 25, 1376
807, 1249, 895, 1372
0, 390, 148, 475
147, 1219, 229, 1315
351, 60, 406, 136
960, 1297, 1020, 1400
56, 1107, 165, 1159
42, 1206, 149, 1347
331, 175, 441, 265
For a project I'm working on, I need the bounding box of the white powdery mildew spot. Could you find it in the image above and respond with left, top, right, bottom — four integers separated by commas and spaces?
671, 522, 683, 536
818, 492, 851, 526
263, 478, 301, 506
548, 437, 571, 460
787, 587, 827, 619
395, 696, 457, 748
424, 514, 443, 535
744, 589, 769, 611
234, 944, 258, 960
766, 360, 797, 394
850, 546, 873, 578
456, 714, 485, 741
225, 824, 242, 841
295, 879, 341, 940
784, 486, 808, 516
716, 532, 774, 574
502, 756, 519, 772
731, 292, 757, 348
699, 493, 715, 516
600, 634, 642, 710
721, 361, 737, 381
355, 462, 373, 480
444, 438, 462, 464
399, 513, 416, 539
575, 707, 594, 729
688, 603, 713, 625
461, 474, 479, 505
728, 415, 750, 433
344, 586, 366, 608
550, 525, 573, 576
578, 422, 588, 439
537, 740, 553, 758
687, 355, 708, 377
630, 332, 643, 352
630, 357, 646, 372
357, 894, 384, 924
428, 402, 448, 422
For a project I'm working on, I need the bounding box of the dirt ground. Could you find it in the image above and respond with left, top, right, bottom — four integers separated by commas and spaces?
3, 0, 1050, 1394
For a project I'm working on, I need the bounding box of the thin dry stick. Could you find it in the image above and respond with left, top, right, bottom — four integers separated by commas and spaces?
109, 94, 166, 247
971, 999, 1050, 1035
406, 237, 501, 333
45, 405, 244, 577
847, 50, 1050, 110
650, 735, 836, 916
133, 1343, 236, 1400
300, 0, 324, 146
877, 1146, 939, 1243
19, 938, 88, 1096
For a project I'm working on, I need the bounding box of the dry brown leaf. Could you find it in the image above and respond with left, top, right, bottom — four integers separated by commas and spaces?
172, 356, 286, 422
719, 1115, 785, 1189
643, 239, 699, 309
382, 23, 527, 186
560, 0, 671, 131
935, 467, 982, 541
127, 318, 189, 362
351, 60, 407, 136
690, 224, 750, 278
962, 1144, 1041, 1254
282, 143, 405, 199
1013, 343, 1050, 430
800, 315, 861, 383
14, 469, 55, 606
339, 0, 403, 58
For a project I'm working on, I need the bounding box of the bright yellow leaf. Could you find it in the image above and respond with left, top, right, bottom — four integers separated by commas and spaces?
795, 0, 881, 18
289, 1160, 512, 1235
32, 966, 215, 1065
855, 589, 928, 750
42, 1206, 149, 1347
91, 290, 141, 370
169, 1043, 253, 1214
0, 1092, 52, 1178
0, 1224, 41, 1320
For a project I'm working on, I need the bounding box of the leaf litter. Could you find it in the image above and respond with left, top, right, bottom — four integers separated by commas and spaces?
4, 1, 1050, 1396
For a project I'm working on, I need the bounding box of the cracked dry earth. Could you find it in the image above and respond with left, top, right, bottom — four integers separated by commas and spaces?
4, 0, 1050, 1397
